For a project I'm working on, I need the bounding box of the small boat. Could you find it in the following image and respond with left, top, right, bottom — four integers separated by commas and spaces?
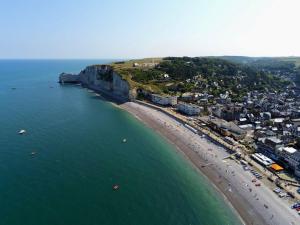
11, 87, 16, 90
122, 138, 127, 143
18, 129, 26, 135
112, 184, 119, 190
31, 151, 36, 155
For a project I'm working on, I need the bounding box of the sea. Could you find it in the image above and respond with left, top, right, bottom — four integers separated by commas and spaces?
0, 60, 242, 225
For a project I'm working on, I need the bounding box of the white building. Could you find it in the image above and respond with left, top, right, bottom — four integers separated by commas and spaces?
151, 94, 177, 106
278, 147, 300, 175
251, 153, 274, 167
177, 102, 202, 116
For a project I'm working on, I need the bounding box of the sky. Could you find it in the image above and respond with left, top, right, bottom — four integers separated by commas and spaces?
0, 0, 300, 59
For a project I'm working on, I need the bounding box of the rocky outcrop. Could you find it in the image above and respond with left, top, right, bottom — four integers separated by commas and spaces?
59, 73, 80, 83
59, 65, 134, 101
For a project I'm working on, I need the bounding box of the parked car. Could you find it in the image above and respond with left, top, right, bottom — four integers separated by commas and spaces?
291, 202, 300, 209
278, 192, 287, 198
243, 166, 250, 171
273, 188, 281, 194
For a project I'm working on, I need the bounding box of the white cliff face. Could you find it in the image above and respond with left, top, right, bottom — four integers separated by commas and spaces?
59, 73, 80, 83
112, 72, 130, 97
60, 65, 133, 101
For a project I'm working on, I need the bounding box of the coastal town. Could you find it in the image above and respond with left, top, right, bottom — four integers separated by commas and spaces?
59, 58, 300, 224
132, 62, 300, 214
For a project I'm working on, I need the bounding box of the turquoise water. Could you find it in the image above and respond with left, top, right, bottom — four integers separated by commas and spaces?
0, 60, 242, 225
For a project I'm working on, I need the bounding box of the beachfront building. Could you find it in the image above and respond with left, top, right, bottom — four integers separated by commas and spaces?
277, 147, 300, 173
251, 153, 274, 167
256, 137, 283, 160
151, 94, 177, 106
199, 116, 246, 140
177, 102, 202, 116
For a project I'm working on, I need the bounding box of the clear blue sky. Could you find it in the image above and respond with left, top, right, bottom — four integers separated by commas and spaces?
1, 0, 299, 59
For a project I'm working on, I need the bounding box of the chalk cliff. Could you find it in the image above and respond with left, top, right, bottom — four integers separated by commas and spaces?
59, 65, 135, 101
59, 73, 80, 83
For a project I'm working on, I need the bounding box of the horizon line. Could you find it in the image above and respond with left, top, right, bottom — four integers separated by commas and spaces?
0, 55, 300, 60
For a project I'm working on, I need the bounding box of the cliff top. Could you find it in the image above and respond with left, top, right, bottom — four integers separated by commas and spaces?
110, 58, 164, 93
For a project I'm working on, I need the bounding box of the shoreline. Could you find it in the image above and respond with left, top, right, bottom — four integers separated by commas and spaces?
119, 101, 300, 225
120, 102, 248, 225
122, 104, 245, 225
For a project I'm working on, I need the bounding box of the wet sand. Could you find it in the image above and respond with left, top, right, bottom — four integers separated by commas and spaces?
120, 101, 300, 225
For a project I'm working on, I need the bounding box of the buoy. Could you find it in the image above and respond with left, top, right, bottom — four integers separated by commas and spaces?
122, 138, 127, 143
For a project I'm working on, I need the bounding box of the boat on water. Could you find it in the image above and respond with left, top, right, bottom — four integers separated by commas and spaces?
18, 129, 26, 135
112, 184, 119, 190
122, 138, 127, 143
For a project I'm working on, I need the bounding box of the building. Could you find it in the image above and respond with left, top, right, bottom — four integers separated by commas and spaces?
256, 137, 283, 160
251, 153, 274, 167
200, 116, 246, 140
212, 104, 242, 121
277, 147, 300, 174
151, 94, 177, 106
177, 102, 202, 116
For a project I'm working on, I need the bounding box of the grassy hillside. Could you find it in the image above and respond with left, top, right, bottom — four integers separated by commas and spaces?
111, 58, 164, 93
110, 57, 290, 101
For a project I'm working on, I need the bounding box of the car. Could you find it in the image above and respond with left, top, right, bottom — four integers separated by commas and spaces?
255, 183, 261, 187
252, 179, 257, 183
296, 207, 300, 212
243, 166, 250, 171
274, 188, 281, 194
291, 203, 300, 209
278, 192, 287, 198
297, 188, 300, 194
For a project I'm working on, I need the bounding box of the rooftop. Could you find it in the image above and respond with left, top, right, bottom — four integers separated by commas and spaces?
266, 137, 282, 144
283, 147, 297, 154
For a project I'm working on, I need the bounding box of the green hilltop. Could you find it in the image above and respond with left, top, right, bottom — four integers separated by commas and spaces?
109, 56, 299, 101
